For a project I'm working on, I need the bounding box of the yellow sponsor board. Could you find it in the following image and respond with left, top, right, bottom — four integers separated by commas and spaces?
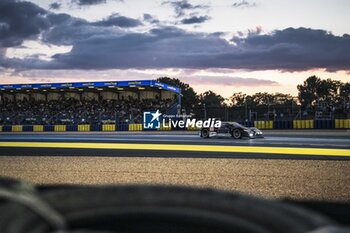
102, 124, 116, 131
12, 125, 23, 132
293, 120, 314, 129
128, 124, 142, 131
78, 124, 90, 132
54, 125, 67, 132
335, 119, 350, 129
33, 125, 44, 132
254, 121, 273, 129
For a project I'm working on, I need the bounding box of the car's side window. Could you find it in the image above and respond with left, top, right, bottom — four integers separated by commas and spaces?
218, 123, 230, 133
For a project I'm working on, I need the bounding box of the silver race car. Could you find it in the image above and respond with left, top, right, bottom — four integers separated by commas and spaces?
200, 122, 264, 139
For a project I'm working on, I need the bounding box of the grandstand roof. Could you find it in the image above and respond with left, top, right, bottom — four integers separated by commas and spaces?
0, 80, 181, 94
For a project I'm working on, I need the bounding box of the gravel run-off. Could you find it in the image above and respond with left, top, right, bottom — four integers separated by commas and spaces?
0, 156, 349, 201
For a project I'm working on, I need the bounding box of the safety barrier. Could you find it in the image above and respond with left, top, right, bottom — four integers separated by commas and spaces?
254, 121, 273, 129
117, 124, 129, 131
128, 124, 143, 131
335, 119, 350, 129
1, 120, 349, 132
293, 120, 314, 129
102, 124, 116, 131
274, 120, 292, 129
33, 125, 44, 132
66, 125, 77, 132
12, 125, 23, 132
314, 120, 333, 129
91, 124, 101, 131
23, 125, 33, 132
78, 124, 90, 132
160, 123, 172, 131
54, 125, 67, 132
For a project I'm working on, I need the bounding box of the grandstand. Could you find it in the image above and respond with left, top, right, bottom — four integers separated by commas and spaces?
0, 80, 181, 131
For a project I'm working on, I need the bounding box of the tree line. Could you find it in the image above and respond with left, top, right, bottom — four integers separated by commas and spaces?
158, 76, 350, 118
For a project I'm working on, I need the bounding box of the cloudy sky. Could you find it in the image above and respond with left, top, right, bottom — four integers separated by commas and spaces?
0, 0, 349, 97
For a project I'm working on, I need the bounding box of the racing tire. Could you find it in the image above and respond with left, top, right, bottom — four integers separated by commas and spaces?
232, 129, 242, 139
201, 129, 210, 138
0, 184, 335, 233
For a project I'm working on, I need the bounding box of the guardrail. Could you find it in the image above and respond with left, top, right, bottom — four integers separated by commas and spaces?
0, 119, 349, 132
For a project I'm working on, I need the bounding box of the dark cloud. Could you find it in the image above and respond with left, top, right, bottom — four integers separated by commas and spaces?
43, 14, 98, 45
163, 0, 209, 17
46, 27, 350, 72
49, 2, 61, 9
230, 27, 350, 72
232, 0, 256, 8
71, 0, 123, 6
43, 13, 140, 45
0, 0, 50, 47
93, 14, 143, 28
0, 1, 349, 73
143, 14, 160, 24
72, 0, 106, 5
47, 26, 224, 69
180, 16, 210, 24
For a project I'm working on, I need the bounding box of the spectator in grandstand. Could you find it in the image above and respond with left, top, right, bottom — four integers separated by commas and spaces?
0, 97, 175, 125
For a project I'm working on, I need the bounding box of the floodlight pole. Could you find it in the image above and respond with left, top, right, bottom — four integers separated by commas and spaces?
178, 93, 182, 107
177, 92, 182, 115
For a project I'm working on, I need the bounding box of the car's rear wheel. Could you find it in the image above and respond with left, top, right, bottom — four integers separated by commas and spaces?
201, 129, 210, 138
232, 129, 242, 139
0, 183, 335, 233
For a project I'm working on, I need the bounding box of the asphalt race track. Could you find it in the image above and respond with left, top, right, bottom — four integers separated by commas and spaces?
1, 131, 349, 201
0, 132, 349, 159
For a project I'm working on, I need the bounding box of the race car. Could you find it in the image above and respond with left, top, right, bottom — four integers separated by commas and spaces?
200, 122, 264, 139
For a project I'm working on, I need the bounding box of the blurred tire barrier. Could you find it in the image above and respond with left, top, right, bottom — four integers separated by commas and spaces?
3, 126, 11, 132
117, 124, 129, 131
1, 119, 350, 132
11, 125, 23, 132
66, 125, 77, 132
1, 178, 348, 233
33, 125, 44, 132
315, 120, 334, 129
128, 123, 143, 131
293, 120, 314, 129
102, 124, 116, 131
254, 121, 273, 129
23, 125, 33, 132
44, 125, 54, 132
77, 124, 90, 132
54, 125, 67, 132
91, 124, 101, 131
274, 120, 292, 129
335, 119, 350, 129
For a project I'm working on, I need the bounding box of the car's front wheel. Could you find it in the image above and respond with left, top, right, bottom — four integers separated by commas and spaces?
231, 129, 242, 139
201, 129, 210, 138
